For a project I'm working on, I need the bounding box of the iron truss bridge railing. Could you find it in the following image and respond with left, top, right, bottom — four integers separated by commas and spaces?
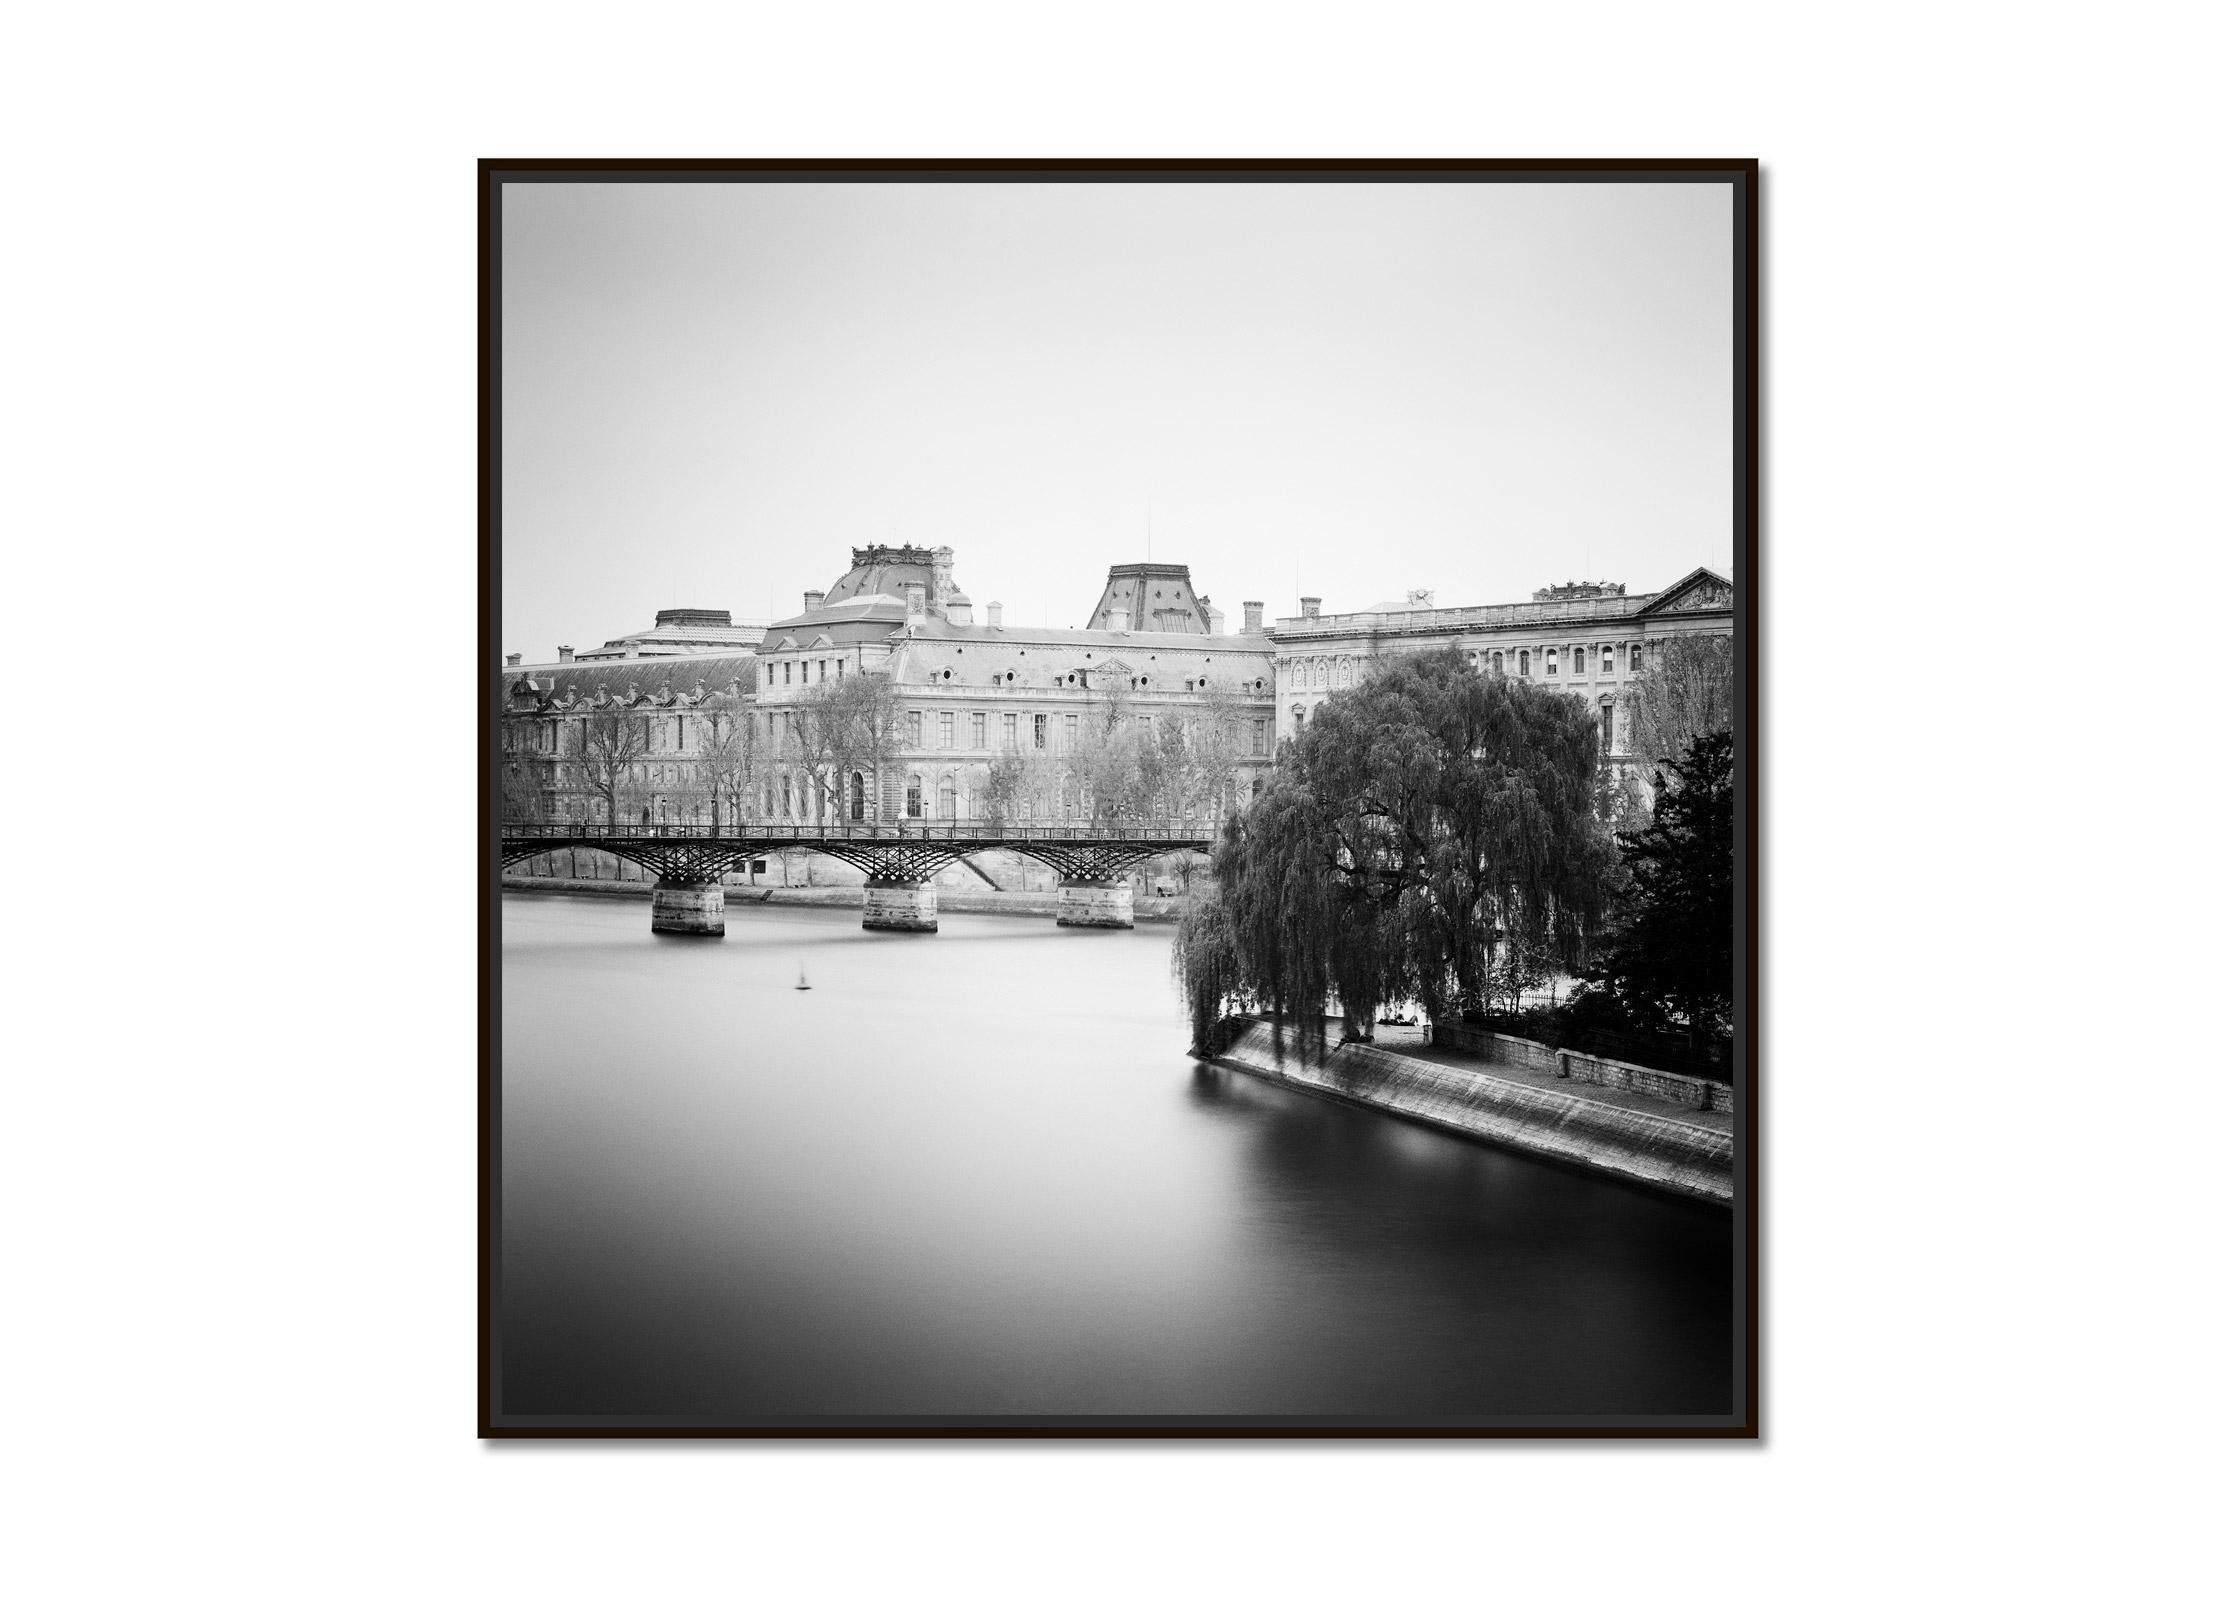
498, 819, 1221, 883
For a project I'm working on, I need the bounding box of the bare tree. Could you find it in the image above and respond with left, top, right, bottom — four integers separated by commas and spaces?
1621, 634, 1733, 769
980, 750, 1031, 821
693, 696, 756, 829
572, 705, 650, 827
790, 670, 903, 825
499, 715, 549, 822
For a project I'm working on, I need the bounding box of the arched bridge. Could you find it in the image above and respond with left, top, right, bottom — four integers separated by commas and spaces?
499, 819, 1219, 935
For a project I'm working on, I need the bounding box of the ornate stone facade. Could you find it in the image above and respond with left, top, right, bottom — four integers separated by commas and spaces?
1267, 566, 1735, 766
499, 552, 1733, 835
500, 545, 1282, 835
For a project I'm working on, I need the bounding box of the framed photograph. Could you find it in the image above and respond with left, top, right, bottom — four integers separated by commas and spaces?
482, 159, 1757, 1437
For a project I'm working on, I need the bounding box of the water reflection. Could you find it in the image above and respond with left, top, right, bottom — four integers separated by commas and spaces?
499, 894, 1731, 1420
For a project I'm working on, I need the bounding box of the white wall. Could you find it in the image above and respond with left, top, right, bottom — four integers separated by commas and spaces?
6, 7, 2233, 1600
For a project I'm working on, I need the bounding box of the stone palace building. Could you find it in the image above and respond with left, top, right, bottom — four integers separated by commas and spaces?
500, 543, 1733, 884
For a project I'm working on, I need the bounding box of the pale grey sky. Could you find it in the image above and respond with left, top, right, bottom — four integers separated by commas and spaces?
500, 178, 1733, 659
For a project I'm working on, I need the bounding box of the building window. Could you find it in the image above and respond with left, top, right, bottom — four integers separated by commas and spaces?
1545, 650, 1558, 677
1629, 643, 1643, 672
1033, 713, 1047, 749
817, 659, 827, 682
1573, 647, 1587, 675
1004, 713, 1018, 749
971, 712, 987, 749
783, 661, 792, 686
907, 711, 923, 747
939, 776, 956, 820
1064, 713, 1079, 750
1601, 703, 1614, 753
781, 773, 793, 817
765, 663, 774, 686
939, 712, 955, 748
1292, 705, 1306, 732
906, 776, 922, 818
850, 771, 866, 821
1600, 645, 1615, 674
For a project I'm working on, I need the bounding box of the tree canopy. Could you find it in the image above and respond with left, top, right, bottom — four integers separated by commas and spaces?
1174, 649, 1615, 1058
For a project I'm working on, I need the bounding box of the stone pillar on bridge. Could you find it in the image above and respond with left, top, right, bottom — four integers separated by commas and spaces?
862, 876, 938, 933
651, 876, 725, 936
1056, 875, 1134, 929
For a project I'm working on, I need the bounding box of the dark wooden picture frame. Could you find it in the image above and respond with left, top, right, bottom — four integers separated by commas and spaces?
480, 158, 1759, 1438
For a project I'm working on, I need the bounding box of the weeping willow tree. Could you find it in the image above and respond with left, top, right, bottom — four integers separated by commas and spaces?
1175, 649, 1615, 1062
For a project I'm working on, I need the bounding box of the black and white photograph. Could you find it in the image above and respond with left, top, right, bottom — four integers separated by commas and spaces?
16, 1, 2240, 1591
484, 162, 1756, 1433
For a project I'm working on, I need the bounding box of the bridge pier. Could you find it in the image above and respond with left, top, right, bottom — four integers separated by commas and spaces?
1056, 875, 1134, 929
651, 876, 725, 936
862, 877, 938, 933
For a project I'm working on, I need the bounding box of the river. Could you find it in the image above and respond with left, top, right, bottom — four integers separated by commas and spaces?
497, 893, 1734, 1421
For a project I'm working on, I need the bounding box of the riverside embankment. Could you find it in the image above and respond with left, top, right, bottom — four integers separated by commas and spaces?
499, 874, 1184, 921
1213, 1019, 1734, 1206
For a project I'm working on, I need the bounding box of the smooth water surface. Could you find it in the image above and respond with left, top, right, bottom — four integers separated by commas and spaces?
499, 894, 1733, 1420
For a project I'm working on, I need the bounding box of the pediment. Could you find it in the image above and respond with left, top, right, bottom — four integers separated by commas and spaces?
1638, 568, 1734, 616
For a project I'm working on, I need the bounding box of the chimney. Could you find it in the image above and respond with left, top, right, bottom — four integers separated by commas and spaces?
557, 645, 575, 662
803, 589, 822, 614
624, 642, 640, 659
505, 652, 522, 667
1300, 596, 1322, 619
1206, 604, 1225, 636
1108, 606, 1129, 633
945, 598, 973, 626
987, 601, 1004, 628
1242, 601, 1264, 634
904, 582, 927, 617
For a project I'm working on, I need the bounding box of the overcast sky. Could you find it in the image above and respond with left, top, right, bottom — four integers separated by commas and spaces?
500, 178, 1733, 660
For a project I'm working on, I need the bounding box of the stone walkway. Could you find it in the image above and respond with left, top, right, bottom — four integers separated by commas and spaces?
1362, 1022, 1734, 1132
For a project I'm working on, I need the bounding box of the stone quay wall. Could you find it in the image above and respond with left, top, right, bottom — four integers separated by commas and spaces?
1216, 1021, 1732, 1206
1431, 1019, 1735, 1115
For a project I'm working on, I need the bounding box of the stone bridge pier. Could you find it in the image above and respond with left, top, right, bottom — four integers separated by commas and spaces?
651, 876, 726, 936
861, 876, 938, 932
820, 844, 952, 933
1055, 876, 1133, 929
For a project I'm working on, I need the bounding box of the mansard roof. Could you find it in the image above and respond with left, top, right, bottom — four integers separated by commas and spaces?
819, 542, 966, 608
901, 615, 1273, 652
1084, 561, 1215, 633
765, 592, 908, 637
573, 609, 767, 659
500, 652, 760, 712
